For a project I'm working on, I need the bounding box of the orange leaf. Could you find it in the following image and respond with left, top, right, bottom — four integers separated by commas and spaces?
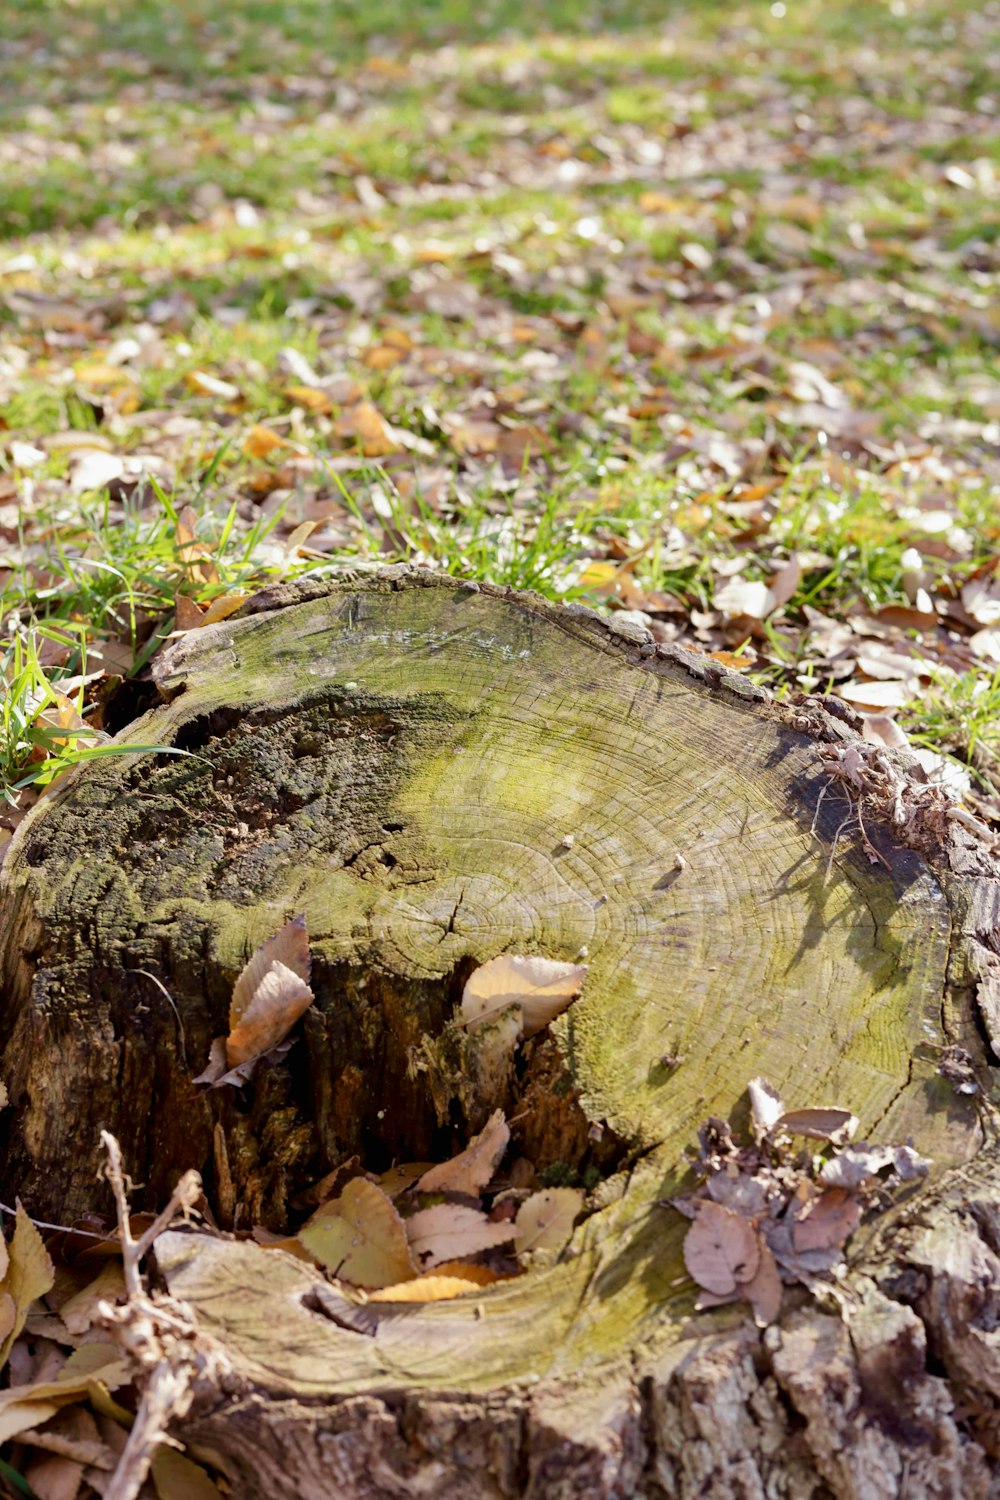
367, 1275, 483, 1303
243, 424, 287, 459
285, 385, 332, 414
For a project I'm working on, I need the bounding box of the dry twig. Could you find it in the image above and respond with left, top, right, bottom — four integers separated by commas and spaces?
98, 1131, 228, 1500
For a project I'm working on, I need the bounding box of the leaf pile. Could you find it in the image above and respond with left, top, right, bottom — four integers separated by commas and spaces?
295, 1109, 585, 1303
674, 1076, 929, 1326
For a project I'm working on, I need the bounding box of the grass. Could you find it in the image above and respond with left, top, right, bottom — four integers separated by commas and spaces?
1, 0, 999, 815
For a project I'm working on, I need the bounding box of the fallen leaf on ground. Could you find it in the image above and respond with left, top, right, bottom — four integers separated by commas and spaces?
513, 1188, 584, 1256
298, 1178, 417, 1289
0, 1205, 56, 1369
367, 1274, 484, 1303
682, 1199, 760, 1297
792, 1187, 863, 1252
740, 1237, 783, 1327
461, 955, 587, 1036
417, 1110, 509, 1196
151, 1442, 222, 1499
747, 1077, 784, 1141
405, 1203, 514, 1269
0, 1346, 130, 1445
774, 1108, 858, 1144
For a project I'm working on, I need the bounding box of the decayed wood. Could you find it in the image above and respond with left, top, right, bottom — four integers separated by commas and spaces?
0, 568, 998, 1497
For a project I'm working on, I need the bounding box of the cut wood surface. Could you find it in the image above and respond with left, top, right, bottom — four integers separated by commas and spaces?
1, 569, 998, 1497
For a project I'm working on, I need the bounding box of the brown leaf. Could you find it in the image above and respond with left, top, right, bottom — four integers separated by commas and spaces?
23, 1452, 84, 1500
405, 1204, 514, 1269
173, 594, 204, 632
417, 1111, 510, 1197
335, 401, 398, 457
461, 955, 586, 1036
513, 1189, 584, 1256
774, 1108, 858, 1144
740, 1237, 783, 1327
375, 1162, 436, 1198
792, 1188, 863, 1253
768, 555, 802, 611
59, 1262, 125, 1337
298, 1179, 417, 1289
227, 915, 313, 1067
682, 1200, 760, 1297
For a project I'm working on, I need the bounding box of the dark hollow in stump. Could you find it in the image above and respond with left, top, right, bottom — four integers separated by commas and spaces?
2, 570, 1000, 1498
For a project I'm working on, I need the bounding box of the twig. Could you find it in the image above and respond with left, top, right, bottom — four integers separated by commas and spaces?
0, 1201, 106, 1239
98, 1131, 225, 1500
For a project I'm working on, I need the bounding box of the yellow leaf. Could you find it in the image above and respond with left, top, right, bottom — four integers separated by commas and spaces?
299, 1179, 418, 1288
242, 424, 287, 459
0, 1205, 55, 1370
335, 401, 398, 457
363, 344, 408, 371
199, 593, 248, 626
285, 385, 332, 414
151, 1444, 222, 1499
578, 560, 619, 593
367, 1275, 483, 1303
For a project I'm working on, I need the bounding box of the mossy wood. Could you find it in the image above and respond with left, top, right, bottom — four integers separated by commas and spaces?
2, 571, 999, 1498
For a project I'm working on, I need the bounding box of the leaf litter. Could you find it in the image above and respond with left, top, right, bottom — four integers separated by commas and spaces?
673, 1076, 930, 1326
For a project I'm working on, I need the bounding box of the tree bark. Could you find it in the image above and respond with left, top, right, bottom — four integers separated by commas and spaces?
1, 568, 998, 1496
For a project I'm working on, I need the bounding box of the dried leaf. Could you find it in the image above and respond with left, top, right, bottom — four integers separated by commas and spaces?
0, 1205, 56, 1369
367, 1275, 483, 1303
405, 1203, 514, 1269
23, 1451, 84, 1500
432, 1261, 505, 1286
683, 1200, 760, 1297
151, 1444, 222, 1499
513, 1188, 584, 1256
298, 1179, 417, 1289
0, 1346, 129, 1445
740, 1237, 783, 1327
747, 1077, 784, 1141
173, 594, 204, 632
376, 1163, 436, 1198
819, 1142, 930, 1190
774, 1108, 858, 1144
768, 555, 802, 611
285, 384, 333, 414
69, 452, 124, 495
713, 577, 776, 621
199, 593, 248, 626
59, 1262, 125, 1336
186, 370, 240, 401
335, 401, 398, 457
417, 1111, 509, 1196
242, 424, 287, 459
792, 1187, 863, 1252
227, 915, 313, 1066
461, 955, 586, 1036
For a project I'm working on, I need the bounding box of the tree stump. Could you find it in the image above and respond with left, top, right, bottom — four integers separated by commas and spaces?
1, 569, 999, 1497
